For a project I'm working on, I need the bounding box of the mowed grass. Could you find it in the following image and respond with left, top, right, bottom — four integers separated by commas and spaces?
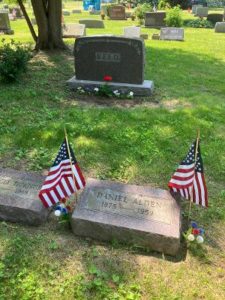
0, 3, 225, 299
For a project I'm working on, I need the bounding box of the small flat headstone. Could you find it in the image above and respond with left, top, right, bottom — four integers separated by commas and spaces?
72, 9, 82, 14
0, 168, 48, 225
108, 5, 126, 20
63, 10, 71, 16
71, 179, 181, 256
124, 26, 141, 38
160, 27, 184, 41
145, 12, 166, 28
140, 33, 148, 40
192, 4, 203, 15
196, 7, 208, 18
207, 14, 223, 24
215, 22, 225, 33
89, 10, 101, 15
79, 19, 104, 28
152, 33, 160, 40
63, 23, 86, 38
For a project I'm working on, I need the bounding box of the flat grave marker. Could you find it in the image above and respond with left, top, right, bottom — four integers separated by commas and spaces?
0, 168, 48, 225
79, 19, 104, 28
124, 26, 141, 38
71, 179, 181, 255
63, 23, 86, 38
160, 27, 184, 41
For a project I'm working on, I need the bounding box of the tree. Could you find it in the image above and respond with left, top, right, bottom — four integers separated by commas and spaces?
7, 0, 66, 50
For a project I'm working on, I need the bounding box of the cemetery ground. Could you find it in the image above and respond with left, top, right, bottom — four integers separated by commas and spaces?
0, 5, 225, 300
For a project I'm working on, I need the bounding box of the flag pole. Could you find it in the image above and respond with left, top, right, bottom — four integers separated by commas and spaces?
188, 129, 200, 221
64, 127, 78, 206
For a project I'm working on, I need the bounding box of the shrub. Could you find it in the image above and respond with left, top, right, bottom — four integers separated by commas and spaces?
134, 3, 152, 25
0, 39, 32, 83
184, 18, 213, 28
165, 6, 183, 27
158, 0, 171, 9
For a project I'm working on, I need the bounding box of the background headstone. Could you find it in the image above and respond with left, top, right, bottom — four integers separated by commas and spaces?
63, 10, 71, 16
0, 12, 14, 34
79, 19, 104, 28
215, 22, 225, 32
0, 168, 48, 225
12, 7, 23, 18
196, 7, 208, 18
124, 26, 141, 38
145, 12, 166, 28
63, 23, 86, 38
72, 9, 82, 14
207, 13, 223, 24
108, 5, 126, 20
71, 178, 181, 256
160, 27, 184, 41
192, 4, 203, 15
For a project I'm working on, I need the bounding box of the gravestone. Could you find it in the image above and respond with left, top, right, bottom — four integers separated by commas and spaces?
67, 36, 154, 96
89, 10, 101, 15
71, 179, 181, 256
124, 26, 141, 38
12, 7, 23, 18
108, 5, 126, 20
196, 7, 208, 18
63, 23, 86, 38
145, 12, 166, 28
160, 27, 184, 41
63, 10, 70, 16
215, 22, 225, 32
0, 12, 14, 34
79, 19, 104, 28
0, 168, 48, 225
72, 9, 82, 14
31, 18, 36, 25
140, 33, 148, 40
152, 33, 160, 40
192, 4, 203, 15
207, 14, 223, 24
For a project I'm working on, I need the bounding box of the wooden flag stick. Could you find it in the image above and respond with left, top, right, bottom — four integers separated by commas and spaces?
64, 127, 78, 206
188, 129, 200, 221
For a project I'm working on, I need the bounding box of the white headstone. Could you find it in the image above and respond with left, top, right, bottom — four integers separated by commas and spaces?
196, 7, 208, 18
215, 22, 225, 33
160, 27, 184, 41
124, 26, 141, 38
63, 23, 86, 38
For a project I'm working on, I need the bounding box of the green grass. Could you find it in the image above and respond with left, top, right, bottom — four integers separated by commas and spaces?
0, 3, 225, 299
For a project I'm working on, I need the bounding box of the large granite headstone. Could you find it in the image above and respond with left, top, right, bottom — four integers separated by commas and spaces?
215, 22, 225, 33
124, 26, 141, 38
79, 19, 104, 28
63, 23, 86, 38
145, 12, 166, 28
196, 7, 208, 18
160, 27, 184, 41
67, 36, 154, 96
71, 179, 181, 256
207, 14, 223, 24
0, 169, 48, 225
0, 12, 14, 34
108, 5, 126, 20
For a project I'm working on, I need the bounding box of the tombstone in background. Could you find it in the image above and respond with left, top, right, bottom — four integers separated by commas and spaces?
72, 9, 82, 14
124, 26, 141, 38
215, 22, 225, 33
67, 36, 154, 96
140, 33, 148, 40
89, 10, 101, 15
63, 23, 86, 38
12, 7, 23, 18
71, 179, 181, 256
108, 5, 126, 20
63, 10, 71, 16
160, 27, 184, 41
79, 19, 104, 28
145, 12, 166, 28
207, 14, 223, 24
192, 4, 203, 15
0, 12, 14, 34
0, 168, 48, 225
9, 14, 16, 21
196, 7, 208, 18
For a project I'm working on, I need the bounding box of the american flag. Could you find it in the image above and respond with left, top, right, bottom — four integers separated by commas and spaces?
39, 139, 86, 208
168, 140, 208, 207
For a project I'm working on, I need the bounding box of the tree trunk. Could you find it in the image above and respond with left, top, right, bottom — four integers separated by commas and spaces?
31, 0, 66, 50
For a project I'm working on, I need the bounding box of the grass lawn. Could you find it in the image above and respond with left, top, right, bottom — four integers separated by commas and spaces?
0, 3, 225, 299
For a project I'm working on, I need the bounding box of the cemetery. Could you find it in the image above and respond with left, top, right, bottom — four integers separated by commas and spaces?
0, 0, 225, 299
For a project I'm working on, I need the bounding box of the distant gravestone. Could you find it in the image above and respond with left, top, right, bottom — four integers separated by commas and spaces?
67, 36, 154, 96
12, 7, 23, 18
72, 9, 82, 14
63, 10, 70, 16
31, 18, 36, 25
89, 10, 101, 15
215, 22, 225, 33
0, 12, 14, 34
207, 14, 223, 24
160, 27, 184, 41
0, 169, 48, 225
124, 26, 141, 38
192, 4, 203, 15
79, 19, 104, 28
108, 5, 126, 20
140, 33, 148, 40
71, 179, 181, 256
63, 23, 86, 38
196, 7, 208, 18
145, 12, 166, 28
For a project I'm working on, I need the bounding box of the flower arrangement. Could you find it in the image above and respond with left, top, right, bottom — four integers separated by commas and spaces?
53, 198, 74, 221
184, 221, 205, 244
